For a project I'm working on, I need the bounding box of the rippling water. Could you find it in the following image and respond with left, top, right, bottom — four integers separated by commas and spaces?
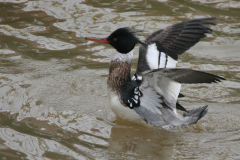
0, 0, 239, 159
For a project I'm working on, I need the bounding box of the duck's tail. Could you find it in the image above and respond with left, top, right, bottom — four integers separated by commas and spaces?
183, 105, 208, 124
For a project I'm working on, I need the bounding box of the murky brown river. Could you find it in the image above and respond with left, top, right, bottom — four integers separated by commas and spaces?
0, 0, 239, 159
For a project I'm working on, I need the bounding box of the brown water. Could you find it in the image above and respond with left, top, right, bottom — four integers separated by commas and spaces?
0, 0, 239, 159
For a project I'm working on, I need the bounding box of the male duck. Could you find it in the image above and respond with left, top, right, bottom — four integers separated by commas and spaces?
86, 18, 225, 127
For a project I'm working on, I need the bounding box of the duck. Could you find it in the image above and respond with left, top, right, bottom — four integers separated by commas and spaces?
85, 18, 225, 127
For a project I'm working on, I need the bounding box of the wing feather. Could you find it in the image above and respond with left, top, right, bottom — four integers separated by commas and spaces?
133, 68, 224, 125
145, 68, 226, 84
151, 18, 216, 60
139, 87, 163, 115
135, 18, 216, 76
139, 68, 225, 113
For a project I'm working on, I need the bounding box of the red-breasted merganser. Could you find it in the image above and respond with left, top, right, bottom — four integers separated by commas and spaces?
86, 18, 225, 127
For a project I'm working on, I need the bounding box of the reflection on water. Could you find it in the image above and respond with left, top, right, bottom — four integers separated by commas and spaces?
0, 0, 240, 159
109, 120, 178, 159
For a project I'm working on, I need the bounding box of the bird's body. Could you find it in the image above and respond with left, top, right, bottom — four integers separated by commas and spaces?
86, 18, 225, 127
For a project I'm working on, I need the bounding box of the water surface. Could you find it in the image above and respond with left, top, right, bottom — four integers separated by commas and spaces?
0, 0, 239, 159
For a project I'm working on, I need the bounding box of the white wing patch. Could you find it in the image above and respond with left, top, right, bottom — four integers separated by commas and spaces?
146, 43, 159, 69
166, 55, 178, 68
155, 76, 181, 109
140, 71, 181, 113
146, 43, 178, 69
159, 52, 166, 68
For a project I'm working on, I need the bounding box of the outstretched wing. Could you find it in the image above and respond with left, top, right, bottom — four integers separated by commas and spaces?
138, 68, 225, 113
151, 18, 216, 60
135, 18, 216, 76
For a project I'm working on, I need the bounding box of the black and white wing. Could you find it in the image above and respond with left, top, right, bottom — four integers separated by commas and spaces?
135, 18, 216, 77
132, 68, 225, 126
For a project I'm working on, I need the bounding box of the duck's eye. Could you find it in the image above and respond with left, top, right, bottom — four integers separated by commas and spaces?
113, 38, 117, 41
